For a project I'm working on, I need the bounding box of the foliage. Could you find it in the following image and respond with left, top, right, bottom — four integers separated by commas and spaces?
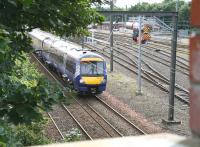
0, 0, 104, 37
0, 119, 51, 147
64, 128, 82, 142
0, 0, 104, 123
0, 121, 22, 147
0, 0, 104, 145
15, 119, 51, 146
0, 53, 65, 125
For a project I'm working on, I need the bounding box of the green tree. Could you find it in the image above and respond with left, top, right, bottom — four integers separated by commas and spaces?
128, 0, 190, 29
0, 0, 104, 145
0, 0, 103, 123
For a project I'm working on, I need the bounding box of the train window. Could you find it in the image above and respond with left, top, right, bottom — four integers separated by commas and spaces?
51, 53, 63, 64
57, 55, 63, 63
66, 59, 75, 74
81, 61, 104, 76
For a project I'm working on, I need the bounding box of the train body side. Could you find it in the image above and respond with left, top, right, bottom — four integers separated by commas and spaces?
29, 29, 107, 94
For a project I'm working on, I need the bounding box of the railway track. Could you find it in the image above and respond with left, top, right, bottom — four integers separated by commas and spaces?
93, 31, 189, 72
94, 96, 146, 134
31, 53, 147, 141
94, 31, 189, 54
85, 35, 189, 90
96, 38, 189, 76
84, 42, 189, 105
47, 113, 65, 140
93, 33, 189, 76
90, 32, 190, 93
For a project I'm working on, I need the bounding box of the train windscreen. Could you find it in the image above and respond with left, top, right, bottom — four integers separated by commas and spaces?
81, 61, 104, 76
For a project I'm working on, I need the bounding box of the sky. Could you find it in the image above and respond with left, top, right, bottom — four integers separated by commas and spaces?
114, 0, 191, 8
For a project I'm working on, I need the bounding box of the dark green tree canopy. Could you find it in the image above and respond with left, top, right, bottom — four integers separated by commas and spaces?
0, 0, 104, 125
0, 0, 104, 36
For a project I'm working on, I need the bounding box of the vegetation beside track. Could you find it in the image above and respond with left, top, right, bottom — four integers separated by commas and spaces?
0, 53, 65, 146
0, 0, 104, 145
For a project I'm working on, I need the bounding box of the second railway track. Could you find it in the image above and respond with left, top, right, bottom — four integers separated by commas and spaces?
83, 42, 189, 105
31, 53, 147, 141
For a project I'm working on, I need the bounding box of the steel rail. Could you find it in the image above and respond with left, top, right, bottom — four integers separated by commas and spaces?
73, 98, 116, 138
147, 42, 189, 54
94, 40, 189, 94
32, 52, 125, 139
31, 53, 93, 140
62, 104, 93, 140
94, 31, 189, 64
86, 44, 190, 105
87, 104, 124, 137
35, 51, 120, 138
95, 96, 147, 135
113, 45, 189, 94
94, 33, 189, 74
143, 44, 189, 64
94, 31, 188, 51
32, 52, 147, 137
93, 32, 189, 71
47, 113, 65, 139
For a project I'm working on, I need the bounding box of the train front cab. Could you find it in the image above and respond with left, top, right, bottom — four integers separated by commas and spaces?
74, 57, 107, 94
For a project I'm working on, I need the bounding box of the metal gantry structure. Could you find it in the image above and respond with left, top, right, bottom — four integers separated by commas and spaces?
98, 10, 179, 124
109, 1, 114, 72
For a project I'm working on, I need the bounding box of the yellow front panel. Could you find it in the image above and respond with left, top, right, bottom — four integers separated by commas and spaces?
81, 58, 103, 62
82, 77, 104, 85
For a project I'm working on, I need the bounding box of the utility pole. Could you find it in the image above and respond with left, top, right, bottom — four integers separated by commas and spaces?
162, 13, 180, 124
110, 0, 114, 72
168, 14, 178, 122
136, 16, 142, 95
165, 0, 181, 124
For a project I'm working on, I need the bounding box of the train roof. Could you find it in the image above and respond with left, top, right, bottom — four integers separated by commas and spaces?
29, 29, 104, 60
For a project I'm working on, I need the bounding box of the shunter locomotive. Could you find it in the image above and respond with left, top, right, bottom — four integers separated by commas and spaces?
132, 22, 152, 44
29, 29, 107, 94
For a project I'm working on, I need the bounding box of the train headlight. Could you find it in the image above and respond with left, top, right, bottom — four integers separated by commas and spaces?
80, 78, 85, 84
101, 79, 106, 84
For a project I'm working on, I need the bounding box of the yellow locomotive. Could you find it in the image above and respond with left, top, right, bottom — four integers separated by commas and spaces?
132, 24, 152, 44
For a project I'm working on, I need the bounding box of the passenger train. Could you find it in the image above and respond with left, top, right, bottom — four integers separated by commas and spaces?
29, 29, 107, 94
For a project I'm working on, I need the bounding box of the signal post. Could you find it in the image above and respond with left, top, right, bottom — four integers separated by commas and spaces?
132, 17, 151, 95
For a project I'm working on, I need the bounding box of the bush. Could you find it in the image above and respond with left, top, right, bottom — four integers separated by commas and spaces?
15, 119, 51, 146
64, 128, 82, 142
0, 122, 22, 147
